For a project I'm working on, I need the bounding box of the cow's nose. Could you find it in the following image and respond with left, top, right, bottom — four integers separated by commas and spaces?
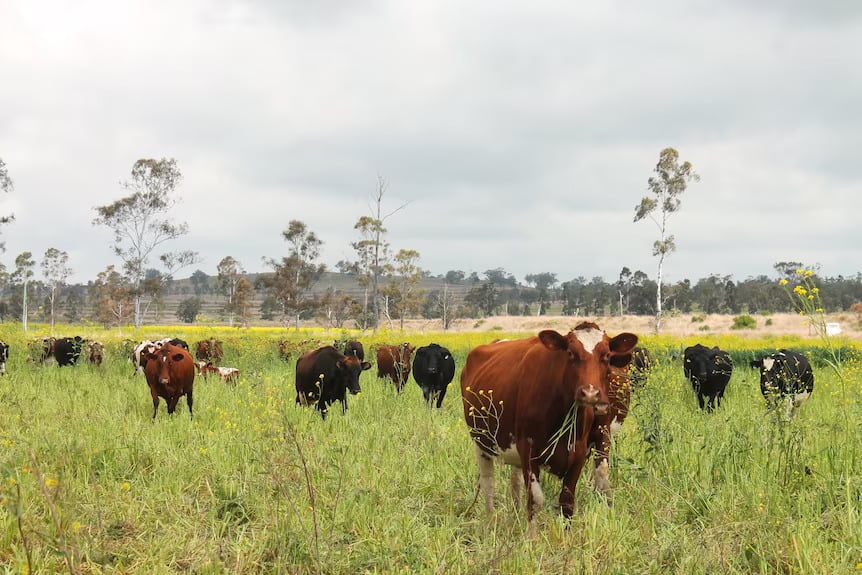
159, 378, 170, 385
576, 385, 601, 405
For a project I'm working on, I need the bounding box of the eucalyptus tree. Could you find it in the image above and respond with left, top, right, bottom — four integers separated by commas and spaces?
92, 158, 199, 328
634, 147, 699, 332
350, 175, 408, 330
0, 158, 15, 251
524, 272, 557, 315
262, 220, 326, 330
217, 256, 245, 326
41, 247, 72, 333
89, 265, 133, 332
383, 248, 424, 330
11, 252, 35, 331
233, 276, 256, 327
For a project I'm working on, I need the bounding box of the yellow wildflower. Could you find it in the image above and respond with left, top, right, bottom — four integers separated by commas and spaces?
71, 521, 82, 534
44, 478, 58, 488
6, 477, 15, 487
120, 481, 131, 491
779, 279, 789, 285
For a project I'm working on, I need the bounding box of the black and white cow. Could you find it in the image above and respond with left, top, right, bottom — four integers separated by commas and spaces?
750, 349, 814, 418
683, 344, 733, 411
0, 340, 8, 375
412, 343, 456, 408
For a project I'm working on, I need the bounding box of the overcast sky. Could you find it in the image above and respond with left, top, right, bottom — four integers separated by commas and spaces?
1, 1, 860, 286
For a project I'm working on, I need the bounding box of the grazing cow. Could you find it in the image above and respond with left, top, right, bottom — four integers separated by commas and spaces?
34, 337, 56, 363
377, 343, 415, 391
334, 339, 365, 361
460, 322, 637, 524
195, 338, 224, 364
87, 341, 105, 366
0, 340, 8, 375
412, 343, 456, 408
143, 343, 195, 419
750, 349, 814, 418
196, 361, 241, 384
53, 336, 86, 367
588, 361, 635, 499
278, 340, 294, 361
683, 344, 733, 411
630, 346, 653, 389
295, 346, 371, 419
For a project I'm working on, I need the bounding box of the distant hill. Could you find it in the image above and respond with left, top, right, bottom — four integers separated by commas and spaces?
93, 271, 474, 326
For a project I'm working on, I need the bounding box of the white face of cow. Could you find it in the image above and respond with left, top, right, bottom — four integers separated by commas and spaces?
762, 357, 775, 371
574, 328, 604, 354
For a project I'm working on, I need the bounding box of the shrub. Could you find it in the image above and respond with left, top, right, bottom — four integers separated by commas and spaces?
691, 314, 705, 323
731, 314, 757, 330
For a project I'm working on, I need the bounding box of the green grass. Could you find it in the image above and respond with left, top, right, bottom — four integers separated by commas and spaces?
1, 325, 861, 573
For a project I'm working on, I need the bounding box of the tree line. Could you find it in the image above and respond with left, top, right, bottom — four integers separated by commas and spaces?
1, 155, 860, 332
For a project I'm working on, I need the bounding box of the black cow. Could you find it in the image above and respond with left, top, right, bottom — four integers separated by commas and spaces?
295, 346, 371, 419
0, 340, 8, 375
683, 344, 733, 411
750, 349, 814, 418
155, 337, 190, 351
53, 336, 86, 367
334, 339, 365, 361
412, 343, 456, 408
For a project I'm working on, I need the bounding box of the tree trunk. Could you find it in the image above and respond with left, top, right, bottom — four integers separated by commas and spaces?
22, 280, 28, 332
655, 253, 664, 333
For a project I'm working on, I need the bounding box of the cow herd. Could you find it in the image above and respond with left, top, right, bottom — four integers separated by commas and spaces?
0, 326, 820, 528
293, 340, 457, 418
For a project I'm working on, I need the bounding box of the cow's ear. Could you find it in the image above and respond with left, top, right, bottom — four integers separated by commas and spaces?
336, 359, 346, 370
749, 360, 761, 369
172, 353, 185, 362
609, 333, 638, 355
361, 361, 372, 371
538, 330, 567, 351
610, 352, 633, 368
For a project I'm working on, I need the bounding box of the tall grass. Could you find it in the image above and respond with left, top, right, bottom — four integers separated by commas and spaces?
0, 324, 860, 573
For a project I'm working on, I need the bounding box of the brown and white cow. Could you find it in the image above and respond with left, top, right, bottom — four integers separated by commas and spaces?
376, 343, 415, 391
143, 343, 195, 419
133, 340, 157, 375
460, 322, 637, 525
196, 361, 240, 384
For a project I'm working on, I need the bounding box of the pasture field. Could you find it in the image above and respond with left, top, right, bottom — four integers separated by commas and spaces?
1, 324, 862, 574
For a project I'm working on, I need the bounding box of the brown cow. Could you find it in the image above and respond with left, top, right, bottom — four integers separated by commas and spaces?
460, 322, 637, 525
195, 338, 224, 365
376, 343, 414, 391
87, 341, 105, 366
143, 343, 195, 419
588, 361, 635, 499
296, 346, 371, 418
